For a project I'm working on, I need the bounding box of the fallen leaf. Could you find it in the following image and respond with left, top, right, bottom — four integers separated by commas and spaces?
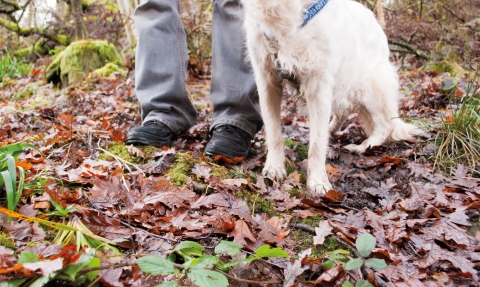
283, 248, 311, 287
313, 220, 333, 245
228, 220, 256, 246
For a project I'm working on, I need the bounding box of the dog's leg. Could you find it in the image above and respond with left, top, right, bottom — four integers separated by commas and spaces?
344, 71, 397, 154
329, 113, 347, 134
344, 106, 392, 154
258, 71, 286, 180
303, 75, 334, 196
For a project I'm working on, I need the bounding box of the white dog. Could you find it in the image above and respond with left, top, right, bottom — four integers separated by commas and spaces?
241, 0, 421, 196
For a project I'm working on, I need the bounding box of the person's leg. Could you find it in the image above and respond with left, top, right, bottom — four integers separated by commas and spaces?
205, 0, 263, 157
127, 0, 197, 147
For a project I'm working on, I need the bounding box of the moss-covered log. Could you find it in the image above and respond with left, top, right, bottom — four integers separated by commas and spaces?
13, 42, 50, 58
0, 17, 70, 45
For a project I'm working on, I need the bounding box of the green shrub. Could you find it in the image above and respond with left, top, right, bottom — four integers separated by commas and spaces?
434, 74, 480, 172
0, 54, 33, 79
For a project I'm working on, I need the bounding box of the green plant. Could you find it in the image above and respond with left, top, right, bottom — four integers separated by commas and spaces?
53, 216, 120, 254
47, 200, 79, 218
137, 241, 288, 287
0, 54, 33, 79
342, 233, 387, 287
0, 143, 64, 217
433, 74, 480, 172
321, 249, 351, 269
2, 249, 101, 286
0, 145, 26, 216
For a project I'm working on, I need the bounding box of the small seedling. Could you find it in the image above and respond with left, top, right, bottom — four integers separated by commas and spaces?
137, 241, 288, 287
343, 233, 387, 287
47, 199, 79, 218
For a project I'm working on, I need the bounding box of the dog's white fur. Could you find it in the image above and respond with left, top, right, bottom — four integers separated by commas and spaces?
242, 0, 421, 196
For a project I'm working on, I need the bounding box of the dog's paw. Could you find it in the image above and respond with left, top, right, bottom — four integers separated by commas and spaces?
343, 144, 367, 154
307, 179, 333, 197
262, 165, 287, 180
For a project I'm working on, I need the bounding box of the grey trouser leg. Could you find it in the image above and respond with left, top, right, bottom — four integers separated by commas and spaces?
209, 0, 263, 137
134, 0, 262, 137
134, 0, 196, 135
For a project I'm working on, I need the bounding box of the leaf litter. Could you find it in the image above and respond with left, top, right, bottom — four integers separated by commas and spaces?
0, 68, 479, 286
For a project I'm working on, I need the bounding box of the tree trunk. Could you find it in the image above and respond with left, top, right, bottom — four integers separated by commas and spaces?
71, 0, 87, 40
376, 0, 386, 30
116, 0, 136, 48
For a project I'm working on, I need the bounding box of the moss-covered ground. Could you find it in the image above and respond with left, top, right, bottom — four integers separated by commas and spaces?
166, 152, 229, 186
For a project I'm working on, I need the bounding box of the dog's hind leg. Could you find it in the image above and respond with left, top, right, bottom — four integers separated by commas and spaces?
303, 74, 334, 196
257, 69, 287, 180
344, 66, 405, 154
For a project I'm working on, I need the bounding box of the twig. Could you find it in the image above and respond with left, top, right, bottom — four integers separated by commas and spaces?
78, 260, 135, 275
97, 142, 145, 176
388, 40, 430, 60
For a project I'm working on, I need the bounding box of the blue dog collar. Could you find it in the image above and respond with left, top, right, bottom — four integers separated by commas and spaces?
301, 0, 329, 27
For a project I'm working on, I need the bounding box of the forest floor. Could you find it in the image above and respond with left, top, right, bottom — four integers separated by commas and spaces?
0, 60, 479, 286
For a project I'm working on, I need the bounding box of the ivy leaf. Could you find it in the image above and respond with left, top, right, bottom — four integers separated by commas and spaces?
342, 281, 354, 287
154, 282, 178, 287
364, 258, 388, 270
188, 269, 228, 287
19, 251, 39, 263
254, 244, 288, 259
356, 233, 376, 257
136, 255, 180, 276
344, 258, 364, 270
214, 241, 243, 256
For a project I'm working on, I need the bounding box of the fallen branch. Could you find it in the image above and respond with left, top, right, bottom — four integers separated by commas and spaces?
0, 0, 20, 13
388, 40, 430, 60
0, 17, 70, 46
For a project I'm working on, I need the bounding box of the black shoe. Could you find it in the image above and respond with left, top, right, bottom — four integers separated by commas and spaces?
125, 121, 174, 148
204, 125, 252, 158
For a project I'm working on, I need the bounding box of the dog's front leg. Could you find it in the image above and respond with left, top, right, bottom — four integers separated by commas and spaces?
303, 75, 334, 196
257, 71, 286, 180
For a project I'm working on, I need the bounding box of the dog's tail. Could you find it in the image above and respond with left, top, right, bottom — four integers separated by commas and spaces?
390, 118, 426, 142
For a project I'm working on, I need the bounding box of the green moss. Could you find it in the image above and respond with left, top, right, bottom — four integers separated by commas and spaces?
46, 40, 123, 87
98, 142, 140, 164
166, 152, 229, 186
285, 138, 308, 161
290, 215, 347, 258
468, 216, 480, 236
0, 231, 16, 250
421, 61, 468, 77
90, 62, 126, 79
235, 189, 279, 216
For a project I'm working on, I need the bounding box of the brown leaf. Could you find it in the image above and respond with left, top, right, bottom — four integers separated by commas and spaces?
323, 189, 344, 202
314, 265, 344, 284
283, 248, 311, 286
292, 209, 315, 218
191, 163, 211, 179
99, 267, 123, 287
190, 194, 230, 209
228, 220, 256, 246
313, 220, 333, 245
23, 258, 64, 277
